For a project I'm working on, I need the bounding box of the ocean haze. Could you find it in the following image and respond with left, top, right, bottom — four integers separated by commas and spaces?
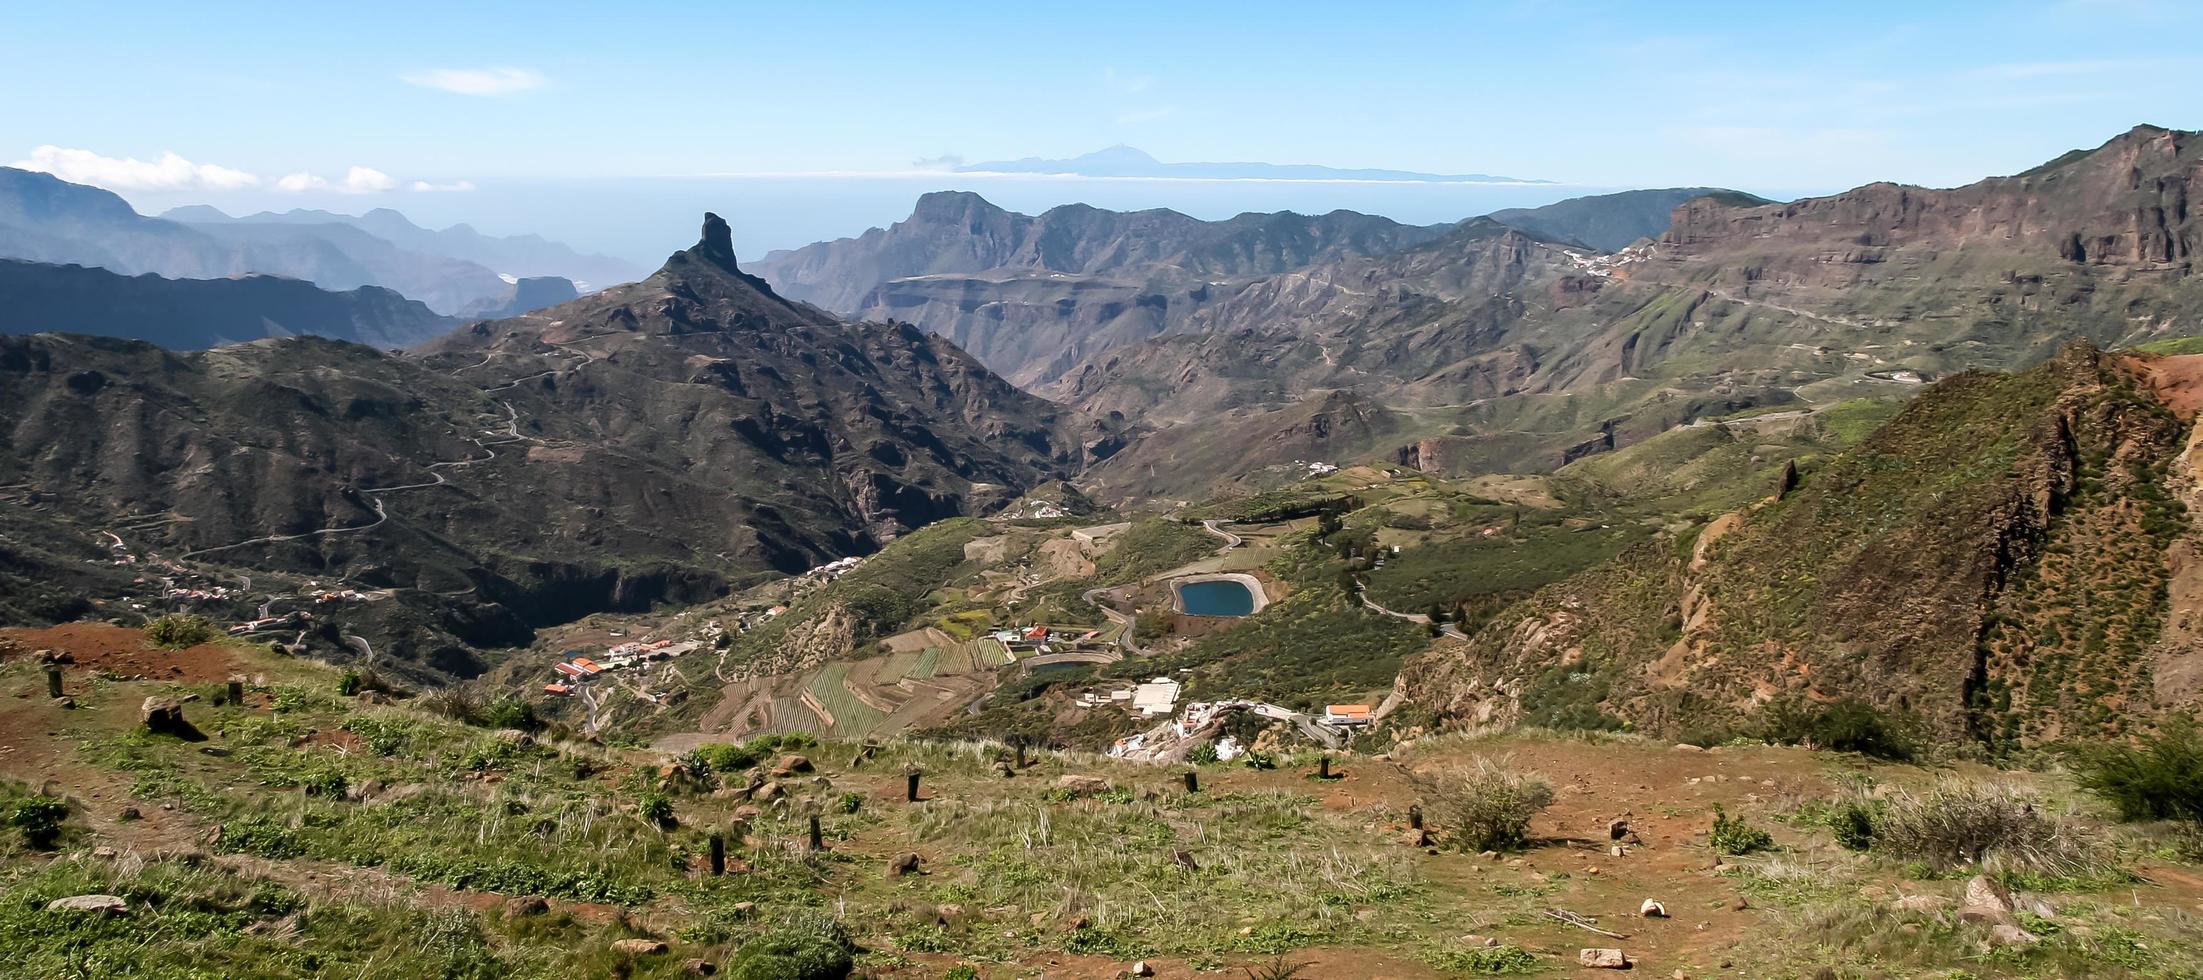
102, 174, 1811, 270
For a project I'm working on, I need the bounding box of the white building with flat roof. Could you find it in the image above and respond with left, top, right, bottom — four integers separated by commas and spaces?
1132, 677, 1181, 716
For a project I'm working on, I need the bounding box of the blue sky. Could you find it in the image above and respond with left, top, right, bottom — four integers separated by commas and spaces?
5, 0, 2198, 258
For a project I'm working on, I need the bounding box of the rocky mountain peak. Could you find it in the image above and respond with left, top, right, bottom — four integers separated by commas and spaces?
695, 211, 740, 270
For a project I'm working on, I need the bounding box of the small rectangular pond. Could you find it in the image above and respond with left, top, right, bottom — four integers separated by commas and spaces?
1175, 579, 1257, 617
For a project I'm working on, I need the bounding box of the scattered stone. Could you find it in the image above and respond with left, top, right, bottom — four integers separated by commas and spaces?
1989, 923, 2042, 947
117, 806, 141, 821
1054, 774, 1110, 796
1892, 894, 1952, 915
682, 959, 717, 976
611, 938, 668, 956
1960, 874, 2017, 925
1607, 817, 1632, 841
990, 761, 1015, 778
46, 895, 129, 916
492, 729, 535, 747
1402, 829, 1433, 847
1170, 849, 1199, 870
91, 846, 117, 860
1129, 961, 1155, 977
1609, 845, 1627, 857
1673, 743, 1705, 752
752, 781, 785, 802
1640, 899, 1667, 918
1462, 934, 1499, 947
888, 852, 922, 877
504, 895, 550, 918
1578, 947, 1631, 969
775, 754, 814, 775
1481, 850, 1500, 861
139, 696, 193, 736
1728, 896, 1751, 912
731, 901, 756, 916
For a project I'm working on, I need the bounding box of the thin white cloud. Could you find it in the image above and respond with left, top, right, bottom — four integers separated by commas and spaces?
409, 179, 477, 192
11, 145, 260, 191
274, 166, 403, 195
401, 66, 546, 96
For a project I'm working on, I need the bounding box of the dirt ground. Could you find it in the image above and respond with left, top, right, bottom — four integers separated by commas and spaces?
1, 622, 245, 685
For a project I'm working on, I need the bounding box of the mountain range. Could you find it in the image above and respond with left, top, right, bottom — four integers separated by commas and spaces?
0, 213, 1096, 681
0, 259, 454, 349
162, 205, 645, 291
0, 167, 606, 319
1057, 124, 2203, 502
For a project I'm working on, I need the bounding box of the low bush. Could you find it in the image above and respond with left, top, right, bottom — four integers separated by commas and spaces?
1759, 699, 1915, 760
144, 614, 218, 649
9, 795, 68, 849
1826, 799, 1878, 851
2076, 718, 2203, 824
1425, 943, 1538, 975
726, 911, 856, 980
1409, 758, 1555, 852
1710, 805, 1775, 855
692, 742, 762, 774
1867, 779, 2111, 876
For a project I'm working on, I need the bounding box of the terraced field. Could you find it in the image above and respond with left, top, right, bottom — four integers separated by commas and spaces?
808, 662, 886, 735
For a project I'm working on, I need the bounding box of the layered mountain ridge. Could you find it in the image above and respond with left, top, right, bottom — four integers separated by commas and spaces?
0, 213, 1096, 681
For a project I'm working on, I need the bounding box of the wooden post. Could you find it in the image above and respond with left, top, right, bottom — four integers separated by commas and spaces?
1183, 770, 1199, 793
906, 769, 922, 803
226, 679, 244, 706
1408, 804, 1424, 831
1319, 756, 1332, 779
807, 814, 823, 851
1014, 741, 1027, 769
708, 832, 726, 876
45, 667, 63, 699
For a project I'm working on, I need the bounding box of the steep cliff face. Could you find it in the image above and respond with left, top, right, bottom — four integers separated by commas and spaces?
1048, 220, 1566, 425
1395, 345, 2203, 745
749, 192, 1450, 386
1659, 126, 2196, 275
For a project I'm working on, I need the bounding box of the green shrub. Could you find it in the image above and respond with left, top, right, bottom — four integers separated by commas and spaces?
2076, 718, 2203, 824
1710, 805, 1774, 855
834, 792, 863, 815
144, 614, 218, 649
1409, 758, 1556, 852
1826, 799, 1878, 851
693, 742, 763, 774
727, 911, 856, 980
479, 695, 539, 732
1242, 751, 1277, 771
1188, 742, 1221, 765
1759, 699, 1915, 760
634, 790, 676, 827
1426, 943, 1539, 975
8, 796, 68, 849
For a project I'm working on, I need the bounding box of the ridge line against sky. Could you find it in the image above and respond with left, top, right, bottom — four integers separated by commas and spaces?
6, 0, 2197, 260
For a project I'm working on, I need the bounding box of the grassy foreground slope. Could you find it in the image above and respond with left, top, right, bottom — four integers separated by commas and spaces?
8, 623, 2203, 978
